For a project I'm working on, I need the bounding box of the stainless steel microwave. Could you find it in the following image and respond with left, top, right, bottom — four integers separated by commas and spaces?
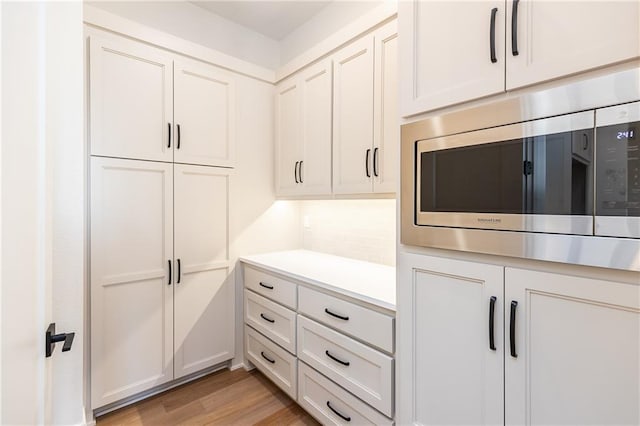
401, 68, 640, 272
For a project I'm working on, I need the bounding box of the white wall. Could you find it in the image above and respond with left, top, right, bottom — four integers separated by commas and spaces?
301, 199, 396, 266
279, 0, 383, 65
87, 1, 281, 70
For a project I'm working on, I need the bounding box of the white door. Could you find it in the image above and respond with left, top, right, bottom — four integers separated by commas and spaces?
89, 36, 173, 162
373, 22, 398, 194
506, 0, 640, 90
174, 164, 234, 379
505, 268, 640, 425
397, 253, 504, 426
333, 35, 375, 194
300, 58, 333, 195
275, 77, 303, 196
399, 0, 505, 116
90, 157, 174, 408
174, 59, 236, 167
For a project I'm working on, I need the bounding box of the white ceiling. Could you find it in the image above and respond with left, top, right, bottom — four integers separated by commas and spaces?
191, 1, 332, 40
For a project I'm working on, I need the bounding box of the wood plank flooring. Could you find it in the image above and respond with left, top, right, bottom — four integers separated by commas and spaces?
96, 368, 320, 426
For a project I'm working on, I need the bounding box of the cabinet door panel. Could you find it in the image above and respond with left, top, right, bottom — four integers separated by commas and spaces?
174, 164, 234, 378
333, 36, 375, 194
506, 0, 640, 90
505, 268, 640, 425
373, 22, 399, 194
397, 253, 504, 426
301, 59, 333, 195
275, 78, 303, 196
399, 0, 505, 116
90, 157, 174, 408
174, 60, 235, 167
89, 37, 173, 162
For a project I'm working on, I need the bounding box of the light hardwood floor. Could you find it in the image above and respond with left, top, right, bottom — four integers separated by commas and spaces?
96, 368, 320, 425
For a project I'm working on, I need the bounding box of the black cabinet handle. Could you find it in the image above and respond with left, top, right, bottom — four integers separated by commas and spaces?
168, 260, 172, 285
373, 147, 379, 177
294, 161, 299, 183
490, 7, 498, 63
511, 0, 520, 56
326, 401, 351, 422
261, 351, 275, 364
45, 323, 75, 357
176, 124, 181, 149
325, 350, 350, 366
167, 123, 171, 148
299, 161, 304, 183
365, 149, 371, 178
510, 300, 518, 358
583, 133, 589, 150
325, 308, 349, 321
177, 258, 181, 284
260, 313, 275, 323
259, 282, 274, 290
489, 296, 497, 350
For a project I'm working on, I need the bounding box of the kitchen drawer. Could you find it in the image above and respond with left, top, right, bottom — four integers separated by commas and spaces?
298, 286, 394, 354
245, 289, 296, 354
244, 265, 297, 309
297, 316, 394, 417
245, 325, 297, 400
298, 361, 393, 426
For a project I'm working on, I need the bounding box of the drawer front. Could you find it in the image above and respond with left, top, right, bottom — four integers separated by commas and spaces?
298, 286, 395, 354
244, 265, 297, 309
245, 289, 296, 354
297, 316, 394, 417
298, 362, 394, 426
245, 325, 297, 400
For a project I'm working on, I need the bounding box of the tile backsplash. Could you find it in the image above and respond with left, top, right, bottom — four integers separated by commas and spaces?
300, 199, 396, 266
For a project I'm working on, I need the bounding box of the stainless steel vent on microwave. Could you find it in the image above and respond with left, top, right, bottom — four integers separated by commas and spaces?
400, 68, 640, 272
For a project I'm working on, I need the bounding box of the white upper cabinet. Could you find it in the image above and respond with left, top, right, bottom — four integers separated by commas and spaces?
506, 0, 640, 90
504, 268, 640, 425
90, 35, 236, 167
275, 77, 304, 196
90, 36, 173, 162
373, 21, 400, 194
173, 164, 234, 379
399, 1, 505, 116
400, 0, 640, 116
299, 59, 333, 195
333, 35, 375, 194
174, 59, 236, 167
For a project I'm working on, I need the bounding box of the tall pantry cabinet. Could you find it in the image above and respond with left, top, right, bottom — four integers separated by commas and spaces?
89, 33, 235, 409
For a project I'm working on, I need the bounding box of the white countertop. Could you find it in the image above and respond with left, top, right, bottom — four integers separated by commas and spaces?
240, 250, 396, 311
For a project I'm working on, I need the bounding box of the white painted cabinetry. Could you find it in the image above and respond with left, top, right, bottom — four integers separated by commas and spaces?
398, 252, 640, 425
275, 59, 333, 196
333, 21, 399, 194
90, 36, 236, 167
400, 0, 640, 116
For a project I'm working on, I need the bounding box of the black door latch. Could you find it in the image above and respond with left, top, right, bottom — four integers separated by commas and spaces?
46, 323, 75, 358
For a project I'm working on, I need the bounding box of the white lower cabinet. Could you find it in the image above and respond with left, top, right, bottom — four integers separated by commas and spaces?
398, 252, 640, 425
91, 157, 234, 409
243, 263, 395, 423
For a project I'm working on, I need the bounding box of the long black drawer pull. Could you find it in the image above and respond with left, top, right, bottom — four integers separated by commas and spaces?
260, 313, 275, 323
260, 351, 275, 364
259, 282, 274, 290
373, 147, 379, 177
327, 401, 351, 422
365, 149, 371, 178
299, 161, 304, 183
489, 296, 497, 350
490, 7, 498, 63
168, 260, 172, 285
176, 124, 181, 149
510, 300, 518, 358
324, 308, 349, 321
294, 161, 299, 183
177, 258, 181, 284
325, 350, 350, 366
511, 0, 520, 56
167, 123, 171, 148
